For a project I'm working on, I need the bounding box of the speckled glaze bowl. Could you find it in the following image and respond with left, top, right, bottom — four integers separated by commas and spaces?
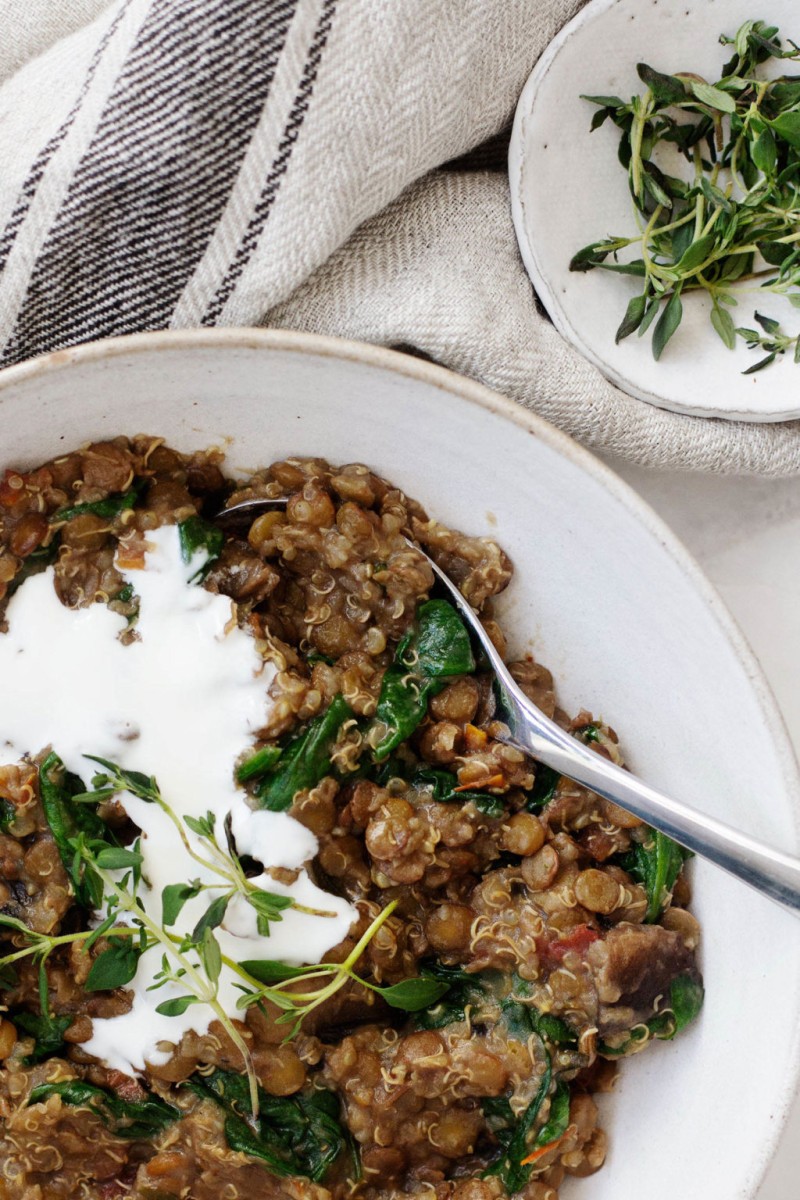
0, 329, 798, 1199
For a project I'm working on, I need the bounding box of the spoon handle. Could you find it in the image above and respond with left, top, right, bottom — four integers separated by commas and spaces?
508, 707, 800, 913
422, 550, 800, 914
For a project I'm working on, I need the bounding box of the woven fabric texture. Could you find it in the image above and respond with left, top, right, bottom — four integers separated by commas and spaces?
0, 0, 799, 473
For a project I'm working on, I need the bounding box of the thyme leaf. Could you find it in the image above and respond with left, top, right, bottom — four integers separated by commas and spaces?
574, 18, 800, 371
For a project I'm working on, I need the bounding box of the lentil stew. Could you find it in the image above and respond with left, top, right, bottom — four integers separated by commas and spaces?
0, 438, 702, 1200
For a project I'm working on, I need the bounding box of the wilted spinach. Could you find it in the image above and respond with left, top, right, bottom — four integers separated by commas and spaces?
414, 962, 490, 1030
483, 1057, 564, 1193
28, 1078, 179, 1140
53, 482, 143, 524
257, 695, 352, 811
500, 992, 577, 1048
237, 744, 282, 783
599, 971, 704, 1057
526, 763, 560, 812
0, 797, 15, 832
619, 830, 690, 922
410, 766, 505, 818
372, 600, 475, 760
187, 1068, 354, 1181
16, 1010, 73, 1064
38, 753, 113, 908
178, 515, 224, 582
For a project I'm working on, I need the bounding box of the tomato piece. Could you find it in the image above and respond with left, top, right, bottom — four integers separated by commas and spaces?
540, 923, 600, 966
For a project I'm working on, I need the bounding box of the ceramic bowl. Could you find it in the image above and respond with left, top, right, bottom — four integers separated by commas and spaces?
509, 0, 800, 421
0, 329, 798, 1198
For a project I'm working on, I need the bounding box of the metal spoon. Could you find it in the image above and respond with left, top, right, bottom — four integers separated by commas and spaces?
219, 497, 800, 913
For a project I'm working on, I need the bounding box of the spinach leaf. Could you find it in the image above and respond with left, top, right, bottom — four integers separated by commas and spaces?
371, 663, 431, 761
526, 763, 560, 812
619, 830, 689, 921
414, 961, 489, 1030
28, 1079, 179, 1140
0, 796, 15, 832
532, 1081, 571, 1149
411, 767, 504, 818
17, 1010, 73, 1064
529, 1010, 577, 1047
237, 744, 282, 783
599, 971, 704, 1056
257, 695, 352, 812
667, 972, 704, 1035
39, 753, 111, 909
414, 966, 578, 1047
187, 1069, 351, 1182
372, 600, 475, 760
370, 753, 410, 787
499, 995, 535, 1041
178, 515, 224, 582
499, 985, 577, 1047
484, 1056, 553, 1194
16, 963, 73, 1064
53, 483, 142, 524
414, 600, 475, 676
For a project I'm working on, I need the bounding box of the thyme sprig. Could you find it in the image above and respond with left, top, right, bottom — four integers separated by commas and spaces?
0, 754, 447, 1118
571, 19, 800, 371
81, 756, 335, 935
229, 900, 446, 1040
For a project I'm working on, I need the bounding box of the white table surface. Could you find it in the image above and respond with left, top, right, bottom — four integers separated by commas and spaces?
608, 458, 800, 1198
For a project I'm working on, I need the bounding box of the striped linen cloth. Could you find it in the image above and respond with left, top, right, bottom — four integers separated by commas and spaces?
1, 0, 799, 474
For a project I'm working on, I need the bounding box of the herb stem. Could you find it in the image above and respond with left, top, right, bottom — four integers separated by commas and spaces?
573, 19, 800, 368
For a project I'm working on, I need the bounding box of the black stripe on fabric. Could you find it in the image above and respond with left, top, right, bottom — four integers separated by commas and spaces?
0, 0, 137, 274
200, 0, 337, 325
1, 0, 298, 366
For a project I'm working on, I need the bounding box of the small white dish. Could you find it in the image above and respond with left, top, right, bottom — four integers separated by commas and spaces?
0, 328, 799, 1196
509, 0, 800, 422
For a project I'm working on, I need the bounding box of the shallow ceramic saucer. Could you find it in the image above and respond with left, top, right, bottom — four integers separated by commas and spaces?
509, 0, 800, 421
0, 328, 799, 1197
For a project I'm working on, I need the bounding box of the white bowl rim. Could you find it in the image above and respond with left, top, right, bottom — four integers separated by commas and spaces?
0, 325, 799, 1191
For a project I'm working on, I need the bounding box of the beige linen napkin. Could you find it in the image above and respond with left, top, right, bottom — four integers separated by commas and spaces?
1, 0, 799, 474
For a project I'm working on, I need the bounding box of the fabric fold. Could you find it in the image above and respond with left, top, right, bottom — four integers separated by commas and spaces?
0, 0, 798, 473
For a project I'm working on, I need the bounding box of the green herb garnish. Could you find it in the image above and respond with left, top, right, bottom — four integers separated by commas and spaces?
572, 19, 800, 370
4, 753, 420, 1115
237, 906, 447, 1039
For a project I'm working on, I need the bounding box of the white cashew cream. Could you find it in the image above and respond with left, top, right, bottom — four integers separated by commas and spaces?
0, 524, 356, 1076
